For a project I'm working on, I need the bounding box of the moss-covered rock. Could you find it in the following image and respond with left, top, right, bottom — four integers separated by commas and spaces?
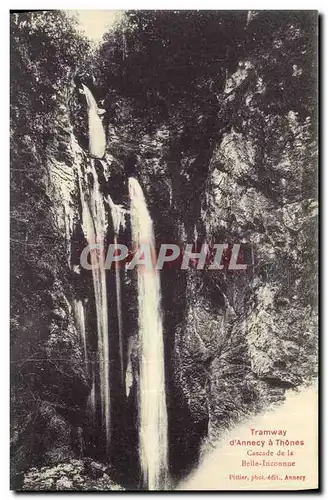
21, 459, 124, 491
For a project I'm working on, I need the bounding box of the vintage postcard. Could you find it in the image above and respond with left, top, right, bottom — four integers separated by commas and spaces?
10, 10, 318, 491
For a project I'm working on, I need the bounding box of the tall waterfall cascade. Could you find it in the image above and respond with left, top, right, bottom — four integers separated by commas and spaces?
128, 177, 169, 491
82, 83, 106, 159
77, 156, 111, 451
73, 84, 169, 484
76, 84, 111, 448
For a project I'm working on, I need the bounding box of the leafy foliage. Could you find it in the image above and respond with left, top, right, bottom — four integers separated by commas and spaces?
10, 11, 90, 479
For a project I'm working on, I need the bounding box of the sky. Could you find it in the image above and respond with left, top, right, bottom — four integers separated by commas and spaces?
68, 10, 124, 42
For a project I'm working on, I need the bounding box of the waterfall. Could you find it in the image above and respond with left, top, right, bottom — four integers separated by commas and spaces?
81, 83, 106, 159
87, 357, 97, 419
75, 83, 111, 450
128, 177, 169, 491
77, 158, 111, 452
72, 298, 88, 372
108, 195, 126, 386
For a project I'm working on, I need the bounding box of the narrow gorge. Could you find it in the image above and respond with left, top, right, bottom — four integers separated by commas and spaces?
10, 10, 318, 491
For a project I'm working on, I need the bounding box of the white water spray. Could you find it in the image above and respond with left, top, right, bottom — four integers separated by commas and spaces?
108, 195, 126, 386
128, 177, 169, 490
77, 158, 111, 451
72, 299, 88, 372
76, 84, 111, 448
81, 83, 106, 159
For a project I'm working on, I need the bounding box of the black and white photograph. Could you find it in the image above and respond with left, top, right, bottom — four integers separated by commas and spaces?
10, 9, 318, 491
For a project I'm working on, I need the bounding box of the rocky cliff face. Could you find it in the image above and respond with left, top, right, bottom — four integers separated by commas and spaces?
11, 10, 317, 490
174, 71, 317, 448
